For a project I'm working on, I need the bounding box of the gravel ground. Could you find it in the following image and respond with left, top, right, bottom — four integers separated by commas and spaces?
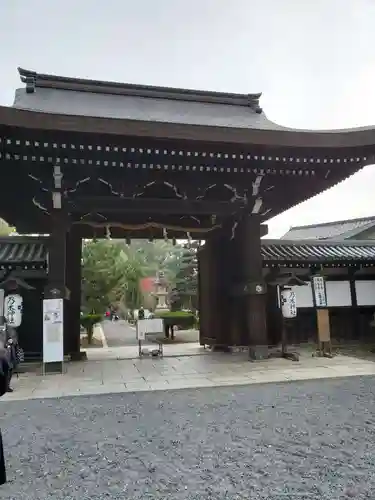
1, 376, 375, 499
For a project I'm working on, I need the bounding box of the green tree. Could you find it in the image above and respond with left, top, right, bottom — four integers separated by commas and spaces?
81, 240, 128, 314
169, 242, 200, 311
0, 219, 15, 235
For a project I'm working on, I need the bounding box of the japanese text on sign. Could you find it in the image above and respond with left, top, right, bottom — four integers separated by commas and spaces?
312, 276, 327, 308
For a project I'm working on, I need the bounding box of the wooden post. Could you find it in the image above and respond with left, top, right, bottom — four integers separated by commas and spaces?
65, 226, 85, 360
44, 210, 68, 373
311, 275, 332, 357
235, 215, 268, 360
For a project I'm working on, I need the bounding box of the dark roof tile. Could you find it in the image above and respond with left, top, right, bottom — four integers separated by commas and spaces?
262, 239, 375, 262
282, 216, 375, 240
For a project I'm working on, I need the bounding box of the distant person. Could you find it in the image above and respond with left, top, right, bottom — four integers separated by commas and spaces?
138, 307, 145, 320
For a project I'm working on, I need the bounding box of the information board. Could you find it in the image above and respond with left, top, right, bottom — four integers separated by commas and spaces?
136, 318, 164, 341
43, 298, 64, 363
311, 275, 327, 308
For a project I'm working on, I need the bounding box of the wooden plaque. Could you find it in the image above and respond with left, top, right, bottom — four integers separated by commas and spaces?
317, 309, 330, 343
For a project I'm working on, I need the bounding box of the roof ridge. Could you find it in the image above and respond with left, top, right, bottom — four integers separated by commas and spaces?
263, 238, 375, 247
17, 67, 263, 112
287, 215, 375, 231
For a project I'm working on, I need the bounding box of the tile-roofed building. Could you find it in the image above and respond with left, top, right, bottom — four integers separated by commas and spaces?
0, 237, 374, 270
261, 239, 375, 267
281, 216, 375, 241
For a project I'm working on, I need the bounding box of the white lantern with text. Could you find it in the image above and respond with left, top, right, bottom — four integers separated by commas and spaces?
4, 293, 23, 327
280, 289, 297, 319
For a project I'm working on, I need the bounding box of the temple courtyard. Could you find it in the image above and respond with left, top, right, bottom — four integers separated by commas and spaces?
1, 373, 375, 499
3, 350, 375, 401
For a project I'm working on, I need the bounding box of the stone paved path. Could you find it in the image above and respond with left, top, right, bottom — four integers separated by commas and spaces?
3, 352, 375, 401
102, 319, 138, 346
1, 376, 375, 499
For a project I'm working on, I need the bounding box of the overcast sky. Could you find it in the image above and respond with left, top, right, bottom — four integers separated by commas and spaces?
1, 0, 375, 237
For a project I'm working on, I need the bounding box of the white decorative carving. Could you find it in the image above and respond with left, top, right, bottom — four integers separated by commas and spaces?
196, 183, 246, 202
65, 177, 91, 195
223, 184, 247, 202
98, 177, 122, 196
32, 197, 49, 213
80, 212, 108, 221
28, 174, 49, 192
133, 181, 184, 199
230, 221, 239, 240
53, 165, 63, 189
196, 184, 217, 200
180, 215, 201, 225
252, 175, 264, 196
261, 208, 272, 217
252, 197, 263, 214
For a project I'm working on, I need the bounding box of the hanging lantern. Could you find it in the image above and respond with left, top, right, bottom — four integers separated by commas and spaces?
4, 293, 23, 327
280, 288, 297, 319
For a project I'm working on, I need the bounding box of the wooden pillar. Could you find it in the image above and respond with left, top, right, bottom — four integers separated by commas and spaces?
203, 235, 219, 346
197, 247, 208, 344
65, 226, 84, 360
349, 268, 359, 341
235, 215, 268, 359
266, 285, 283, 346
198, 234, 229, 348
44, 210, 68, 372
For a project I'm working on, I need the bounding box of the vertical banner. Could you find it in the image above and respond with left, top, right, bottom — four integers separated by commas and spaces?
311, 275, 327, 308
280, 289, 297, 318
4, 293, 23, 327
43, 298, 64, 364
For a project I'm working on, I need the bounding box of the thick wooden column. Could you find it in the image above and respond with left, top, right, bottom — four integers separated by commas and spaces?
45, 211, 68, 372
197, 246, 208, 344
65, 226, 84, 360
235, 215, 268, 359
46, 211, 68, 296
201, 232, 230, 349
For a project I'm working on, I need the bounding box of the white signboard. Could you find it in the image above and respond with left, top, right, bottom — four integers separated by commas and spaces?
280, 289, 297, 318
43, 298, 64, 363
311, 276, 327, 308
4, 293, 23, 327
136, 318, 164, 341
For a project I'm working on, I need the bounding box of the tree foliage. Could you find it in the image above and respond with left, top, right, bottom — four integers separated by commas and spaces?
0, 219, 15, 236
81, 240, 130, 314
169, 242, 200, 311
81, 238, 200, 315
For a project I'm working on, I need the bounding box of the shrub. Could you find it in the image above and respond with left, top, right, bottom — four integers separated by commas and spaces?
154, 311, 196, 329
80, 313, 103, 344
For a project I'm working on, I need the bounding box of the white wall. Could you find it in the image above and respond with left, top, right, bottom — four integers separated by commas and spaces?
325, 281, 351, 307
286, 281, 352, 308
291, 283, 313, 308
355, 280, 375, 306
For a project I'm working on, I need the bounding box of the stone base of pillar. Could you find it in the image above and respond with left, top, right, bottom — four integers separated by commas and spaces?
249, 345, 269, 361
70, 351, 87, 362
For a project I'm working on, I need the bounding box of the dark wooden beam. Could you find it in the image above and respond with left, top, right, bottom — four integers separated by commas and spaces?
68, 197, 245, 215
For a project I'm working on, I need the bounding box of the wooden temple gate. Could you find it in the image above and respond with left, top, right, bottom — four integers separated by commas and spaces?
0, 67, 375, 361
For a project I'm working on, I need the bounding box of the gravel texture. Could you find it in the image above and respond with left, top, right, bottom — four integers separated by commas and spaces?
1, 376, 375, 499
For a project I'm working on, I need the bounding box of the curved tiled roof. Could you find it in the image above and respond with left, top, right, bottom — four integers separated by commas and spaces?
0, 237, 48, 269
262, 239, 375, 264
281, 217, 375, 241
0, 237, 373, 270
0, 67, 374, 150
